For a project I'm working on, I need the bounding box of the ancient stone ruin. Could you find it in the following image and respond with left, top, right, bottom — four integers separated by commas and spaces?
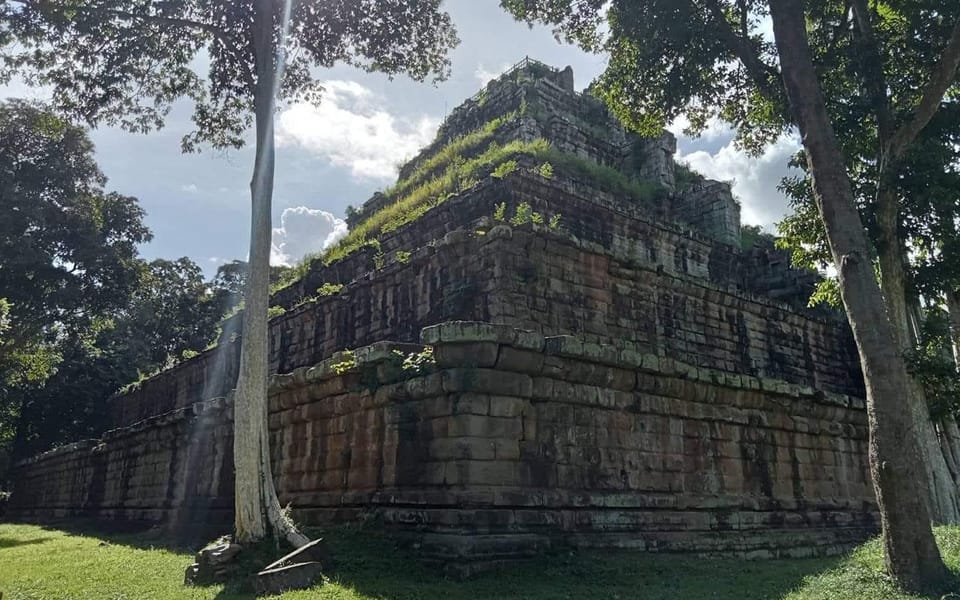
8, 58, 874, 574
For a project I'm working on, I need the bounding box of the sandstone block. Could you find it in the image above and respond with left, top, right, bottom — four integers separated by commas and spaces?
489, 396, 529, 419
442, 369, 533, 397
495, 346, 544, 374
434, 342, 500, 368
453, 393, 490, 416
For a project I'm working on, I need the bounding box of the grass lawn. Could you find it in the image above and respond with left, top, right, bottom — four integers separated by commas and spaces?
1, 522, 959, 599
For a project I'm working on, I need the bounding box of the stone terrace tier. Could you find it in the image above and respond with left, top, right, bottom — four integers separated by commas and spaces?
9, 324, 877, 573
349, 58, 740, 246
108, 216, 861, 430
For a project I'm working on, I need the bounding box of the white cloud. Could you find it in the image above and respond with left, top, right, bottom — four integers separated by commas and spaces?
276, 80, 438, 181
667, 115, 731, 142
677, 134, 801, 229
474, 62, 512, 86
181, 183, 199, 194
270, 206, 348, 266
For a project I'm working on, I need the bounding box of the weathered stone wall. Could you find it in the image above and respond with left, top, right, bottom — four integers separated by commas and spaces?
481, 227, 862, 398
110, 232, 497, 428
8, 400, 233, 540
7, 59, 871, 572
110, 195, 859, 430
8, 324, 876, 570
675, 181, 742, 248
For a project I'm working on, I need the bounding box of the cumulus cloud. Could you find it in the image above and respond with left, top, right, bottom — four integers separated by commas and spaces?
667, 115, 731, 143
270, 206, 348, 266
276, 80, 438, 181
677, 134, 801, 229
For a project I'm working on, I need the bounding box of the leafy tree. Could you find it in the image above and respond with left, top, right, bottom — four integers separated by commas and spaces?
0, 100, 151, 477
2, 0, 458, 545
0, 100, 151, 384
763, 3, 960, 526
9, 256, 225, 463
209, 259, 292, 316
501, 0, 958, 591
112, 258, 225, 370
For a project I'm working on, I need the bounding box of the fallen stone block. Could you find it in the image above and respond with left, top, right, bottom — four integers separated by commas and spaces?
253, 537, 331, 595
254, 562, 324, 595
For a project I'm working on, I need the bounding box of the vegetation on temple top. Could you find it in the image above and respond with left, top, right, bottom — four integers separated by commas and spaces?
675, 162, 706, 192
324, 138, 549, 262
277, 64, 686, 295
273, 90, 670, 293
385, 110, 521, 201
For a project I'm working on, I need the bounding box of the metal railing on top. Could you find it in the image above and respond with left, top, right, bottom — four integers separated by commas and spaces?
469, 56, 559, 103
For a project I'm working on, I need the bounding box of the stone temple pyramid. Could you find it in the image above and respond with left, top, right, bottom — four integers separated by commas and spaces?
10, 58, 873, 574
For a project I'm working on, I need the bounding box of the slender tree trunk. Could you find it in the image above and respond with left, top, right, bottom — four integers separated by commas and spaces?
942, 420, 960, 480
768, 0, 950, 592
876, 183, 960, 524
948, 289, 960, 365
233, 0, 307, 548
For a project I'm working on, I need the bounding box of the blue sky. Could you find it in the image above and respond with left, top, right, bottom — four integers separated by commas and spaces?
3, 0, 800, 275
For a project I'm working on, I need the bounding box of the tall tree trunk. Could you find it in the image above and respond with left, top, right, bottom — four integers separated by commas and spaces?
948, 289, 960, 365
233, 0, 307, 548
876, 186, 960, 524
768, 0, 950, 592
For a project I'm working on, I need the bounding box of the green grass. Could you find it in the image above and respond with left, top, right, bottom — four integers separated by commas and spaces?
2, 523, 960, 599
384, 111, 520, 201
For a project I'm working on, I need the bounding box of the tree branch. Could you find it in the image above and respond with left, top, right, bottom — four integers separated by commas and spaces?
699, 0, 783, 104
849, 0, 895, 149
887, 19, 960, 161
11, 1, 233, 46
11, 0, 255, 93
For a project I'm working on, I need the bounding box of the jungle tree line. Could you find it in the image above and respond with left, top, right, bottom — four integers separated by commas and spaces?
0, 100, 277, 473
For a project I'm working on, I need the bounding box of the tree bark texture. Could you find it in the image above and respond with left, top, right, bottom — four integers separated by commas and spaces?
233, 0, 307, 548
948, 289, 960, 366
768, 0, 950, 592
876, 175, 960, 524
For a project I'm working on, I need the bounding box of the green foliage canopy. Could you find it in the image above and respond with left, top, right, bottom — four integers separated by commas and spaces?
0, 100, 150, 390
1, 0, 459, 151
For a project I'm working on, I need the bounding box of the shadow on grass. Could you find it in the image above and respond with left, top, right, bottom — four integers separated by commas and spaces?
0, 535, 53, 549
29, 518, 199, 552
310, 524, 847, 600
15, 519, 848, 600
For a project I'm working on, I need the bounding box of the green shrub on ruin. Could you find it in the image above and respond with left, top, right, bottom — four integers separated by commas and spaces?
492, 159, 519, 178
318, 137, 551, 267
401, 346, 435, 375
331, 350, 357, 375
510, 202, 534, 226
544, 148, 664, 204
494, 202, 507, 221
384, 111, 520, 201
317, 283, 344, 296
